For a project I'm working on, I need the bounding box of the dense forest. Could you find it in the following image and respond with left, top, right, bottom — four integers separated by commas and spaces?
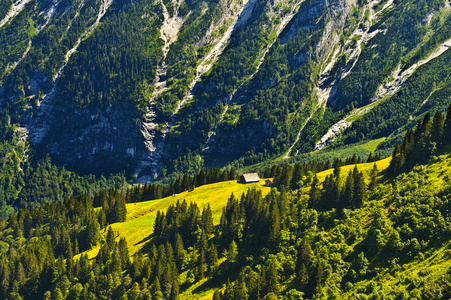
1, 0, 451, 297
0, 105, 451, 299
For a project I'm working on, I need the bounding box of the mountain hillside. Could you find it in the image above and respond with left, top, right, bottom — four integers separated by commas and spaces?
0, 0, 450, 181
3, 140, 451, 299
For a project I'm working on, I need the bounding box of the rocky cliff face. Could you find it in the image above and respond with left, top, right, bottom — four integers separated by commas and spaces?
0, 0, 450, 180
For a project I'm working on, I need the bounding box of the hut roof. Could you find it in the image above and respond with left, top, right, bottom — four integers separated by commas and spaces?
241, 173, 260, 183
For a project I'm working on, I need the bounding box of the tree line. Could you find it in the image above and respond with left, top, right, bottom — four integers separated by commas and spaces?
390, 104, 451, 174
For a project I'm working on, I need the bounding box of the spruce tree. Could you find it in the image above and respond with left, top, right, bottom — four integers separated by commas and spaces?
207, 243, 219, 275
306, 259, 323, 298
431, 110, 445, 143
234, 271, 249, 299
389, 143, 405, 174
352, 168, 366, 209
197, 249, 205, 280
266, 261, 279, 295
227, 240, 238, 263
445, 104, 451, 138
291, 163, 304, 190
339, 171, 354, 209
201, 204, 214, 236
369, 163, 378, 191
174, 233, 185, 270
309, 175, 320, 209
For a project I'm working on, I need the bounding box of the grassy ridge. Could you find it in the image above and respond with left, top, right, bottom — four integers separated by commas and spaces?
93, 180, 272, 257
82, 158, 392, 260
316, 156, 391, 182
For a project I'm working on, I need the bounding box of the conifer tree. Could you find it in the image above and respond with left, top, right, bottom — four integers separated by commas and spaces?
340, 171, 354, 209
227, 240, 238, 263
296, 263, 308, 291
306, 259, 323, 298
268, 202, 280, 248
207, 243, 218, 275
369, 163, 378, 191
445, 104, 451, 138
118, 237, 130, 269
276, 164, 292, 189
266, 261, 279, 295
401, 129, 415, 156
234, 271, 249, 299
291, 163, 304, 190
389, 143, 404, 174
84, 217, 100, 249
114, 196, 127, 222
419, 112, 432, 137
431, 110, 445, 144
201, 204, 214, 236
221, 169, 229, 182
367, 152, 374, 163
106, 226, 115, 249
197, 249, 205, 280
169, 280, 179, 300
309, 175, 320, 209
173, 233, 185, 270
352, 168, 366, 208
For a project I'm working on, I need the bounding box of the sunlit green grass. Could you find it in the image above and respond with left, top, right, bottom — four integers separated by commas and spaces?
316, 156, 391, 182
110, 180, 270, 256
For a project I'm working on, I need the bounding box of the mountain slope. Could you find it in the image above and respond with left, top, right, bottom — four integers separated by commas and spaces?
0, 0, 451, 181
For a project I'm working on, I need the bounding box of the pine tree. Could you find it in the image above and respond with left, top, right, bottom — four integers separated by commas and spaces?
207, 243, 218, 275
197, 249, 205, 280
296, 237, 311, 273
445, 104, 451, 138
276, 165, 292, 189
221, 169, 228, 182
201, 204, 214, 236
401, 129, 415, 156
369, 163, 378, 191
174, 233, 185, 270
431, 110, 445, 143
85, 217, 100, 249
419, 112, 432, 137
306, 259, 323, 298
352, 168, 366, 209
268, 202, 280, 249
169, 280, 179, 300
234, 271, 249, 299
114, 196, 127, 222
367, 152, 374, 163
308, 175, 320, 209
291, 163, 304, 190
340, 171, 354, 209
296, 263, 308, 291
266, 261, 279, 295
128, 282, 141, 300
227, 240, 238, 263
106, 226, 115, 249
118, 237, 130, 269
389, 143, 405, 174
229, 167, 238, 180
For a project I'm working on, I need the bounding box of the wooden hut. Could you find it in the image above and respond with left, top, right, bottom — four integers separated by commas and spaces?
240, 173, 260, 183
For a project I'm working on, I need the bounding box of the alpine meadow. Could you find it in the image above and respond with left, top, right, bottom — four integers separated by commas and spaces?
1, 0, 451, 298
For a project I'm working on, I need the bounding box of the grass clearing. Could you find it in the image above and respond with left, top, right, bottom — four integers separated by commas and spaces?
316, 156, 391, 182
108, 180, 271, 255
